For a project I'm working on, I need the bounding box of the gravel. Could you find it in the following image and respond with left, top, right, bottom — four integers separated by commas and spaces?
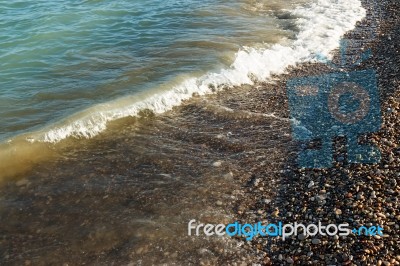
233, 0, 400, 264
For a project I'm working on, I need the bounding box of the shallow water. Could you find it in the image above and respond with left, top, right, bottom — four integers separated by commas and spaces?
0, 0, 299, 141
0, 84, 294, 264
0, 0, 367, 181
0, 0, 367, 264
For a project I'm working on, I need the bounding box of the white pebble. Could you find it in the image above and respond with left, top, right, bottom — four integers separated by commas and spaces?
213, 161, 222, 167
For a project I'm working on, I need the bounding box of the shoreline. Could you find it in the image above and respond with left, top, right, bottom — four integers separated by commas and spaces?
232, 0, 399, 264
0, 0, 366, 184
0, 0, 398, 264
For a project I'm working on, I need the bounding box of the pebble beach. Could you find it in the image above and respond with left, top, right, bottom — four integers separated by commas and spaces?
231, 0, 400, 264
0, 0, 398, 265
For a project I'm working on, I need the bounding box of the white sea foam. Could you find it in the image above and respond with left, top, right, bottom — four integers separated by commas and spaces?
28, 0, 366, 143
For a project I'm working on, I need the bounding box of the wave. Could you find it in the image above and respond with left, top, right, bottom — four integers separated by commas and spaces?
17, 0, 365, 144
0, 0, 366, 182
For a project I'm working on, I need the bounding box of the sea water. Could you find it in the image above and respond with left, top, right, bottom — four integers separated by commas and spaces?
0, 0, 366, 264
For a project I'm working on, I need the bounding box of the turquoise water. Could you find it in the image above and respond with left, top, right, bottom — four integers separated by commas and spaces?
0, 0, 294, 141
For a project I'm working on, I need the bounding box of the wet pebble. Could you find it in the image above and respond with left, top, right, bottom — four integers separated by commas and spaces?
213, 161, 222, 167
311, 239, 321, 245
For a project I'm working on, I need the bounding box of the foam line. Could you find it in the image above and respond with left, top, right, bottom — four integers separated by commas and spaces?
25, 0, 366, 143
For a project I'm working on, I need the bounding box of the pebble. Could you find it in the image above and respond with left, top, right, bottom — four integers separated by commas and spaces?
335, 208, 342, 215
16, 179, 30, 187
213, 161, 222, 167
298, 233, 307, 240
311, 239, 321, 245
377, 212, 387, 219
224, 172, 234, 179
135, 247, 144, 255
262, 198, 271, 204
286, 257, 294, 264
